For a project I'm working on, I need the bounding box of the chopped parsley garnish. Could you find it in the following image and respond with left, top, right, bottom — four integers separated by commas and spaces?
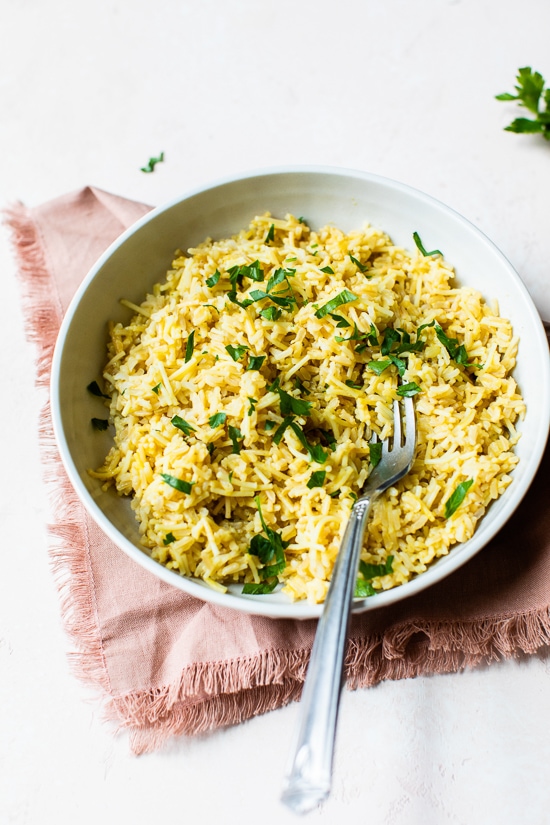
412, 231, 442, 257
266, 267, 295, 294
160, 473, 194, 494
496, 67, 550, 141
264, 419, 277, 432
396, 382, 421, 397
248, 495, 290, 580
249, 288, 296, 310
330, 313, 351, 328
367, 354, 406, 376
369, 441, 382, 467
184, 330, 195, 363
227, 260, 264, 286
247, 354, 266, 371
163, 532, 176, 545
381, 327, 402, 356
265, 223, 275, 243
277, 388, 312, 416
247, 397, 258, 416
349, 254, 369, 273
321, 265, 334, 274
209, 412, 227, 428
345, 379, 362, 389
289, 422, 328, 463
329, 489, 341, 498
91, 418, 109, 431
434, 324, 469, 366
228, 425, 244, 453
260, 306, 282, 321
242, 580, 278, 595
267, 377, 280, 392
444, 479, 474, 518
87, 380, 109, 399
315, 289, 358, 319
307, 470, 326, 489
140, 151, 164, 173
225, 344, 249, 362
152, 383, 162, 394
171, 415, 196, 436
206, 270, 221, 288
354, 556, 394, 597
293, 375, 308, 394
335, 322, 378, 351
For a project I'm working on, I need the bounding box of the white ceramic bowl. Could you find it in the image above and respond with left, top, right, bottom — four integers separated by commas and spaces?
51, 167, 550, 619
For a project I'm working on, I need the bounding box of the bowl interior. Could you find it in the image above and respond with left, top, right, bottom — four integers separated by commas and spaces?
51, 167, 550, 619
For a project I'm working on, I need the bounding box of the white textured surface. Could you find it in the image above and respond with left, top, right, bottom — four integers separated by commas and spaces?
1, 1, 550, 823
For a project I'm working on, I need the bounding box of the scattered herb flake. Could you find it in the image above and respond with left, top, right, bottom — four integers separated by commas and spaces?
260, 306, 282, 321
225, 344, 249, 361
396, 382, 421, 397
444, 479, 474, 518
369, 442, 382, 467
329, 489, 341, 498
307, 470, 326, 489
152, 383, 162, 394
163, 532, 176, 545
228, 425, 244, 453
247, 354, 266, 371
140, 151, 165, 173
265, 224, 275, 243
330, 313, 351, 328
206, 270, 221, 288
209, 412, 227, 428
315, 289, 358, 319
277, 388, 312, 416
413, 231, 442, 257
349, 254, 369, 273
242, 580, 278, 595
247, 397, 258, 416
171, 415, 196, 436
264, 419, 277, 432
321, 265, 335, 274
184, 330, 195, 363
160, 473, 194, 494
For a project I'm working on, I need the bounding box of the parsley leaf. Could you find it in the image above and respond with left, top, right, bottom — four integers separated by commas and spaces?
413, 231, 442, 257
152, 383, 162, 394
242, 580, 279, 595
289, 421, 328, 463
396, 382, 421, 397
140, 151, 165, 173
330, 313, 351, 328
444, 479, 474, 518
260, 306, 282, 321
225, 344, 249, 361
265, 224, 275, 243
248, 495, 290, 580
160, 473, 194, 494
247, 397, 258, 416
206, 270, 221, 288
307, 470, 326, 489
496, 67, 550, 140
315, 289, 358, 318
321, 265, 334, 274
228, 425, 244, 453
264, 419, 277, 432
247, 354, 266, 371
434, 324, 469, 366
208, 412, 227, 428
184, 330, 195, 363
163, 532, 176, 545
369, 441, 382, 467
171, 415, 196, 435
349, 254, 369, 273
277, 388, 312, 416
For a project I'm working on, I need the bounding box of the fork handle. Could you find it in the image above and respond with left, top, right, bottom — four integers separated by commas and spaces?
281, 496, 374, 815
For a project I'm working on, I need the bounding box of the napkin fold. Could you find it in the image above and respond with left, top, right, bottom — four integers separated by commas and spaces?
7, 186, 550, 755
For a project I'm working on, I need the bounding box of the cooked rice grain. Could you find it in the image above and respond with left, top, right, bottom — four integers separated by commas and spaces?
90, 214, 525, 603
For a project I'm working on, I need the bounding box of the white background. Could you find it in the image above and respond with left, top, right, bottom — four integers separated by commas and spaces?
1, 1, 550, 823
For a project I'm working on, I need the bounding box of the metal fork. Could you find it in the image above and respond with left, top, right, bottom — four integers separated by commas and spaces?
281, 395, 417, 815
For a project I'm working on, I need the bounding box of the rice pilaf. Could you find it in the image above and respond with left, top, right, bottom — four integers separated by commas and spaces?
90, 214, 525, 603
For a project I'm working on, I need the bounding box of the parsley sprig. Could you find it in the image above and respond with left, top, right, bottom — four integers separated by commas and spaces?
243, 496, 290, 591
496, 67, 550, 141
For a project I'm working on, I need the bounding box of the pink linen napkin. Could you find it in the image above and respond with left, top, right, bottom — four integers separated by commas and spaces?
7, 186, 550, 754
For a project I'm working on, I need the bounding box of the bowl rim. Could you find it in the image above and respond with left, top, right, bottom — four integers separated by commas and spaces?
50, 164, 550, 619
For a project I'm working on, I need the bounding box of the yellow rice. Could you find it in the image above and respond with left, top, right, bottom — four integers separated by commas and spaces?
90, 213, 525, 603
